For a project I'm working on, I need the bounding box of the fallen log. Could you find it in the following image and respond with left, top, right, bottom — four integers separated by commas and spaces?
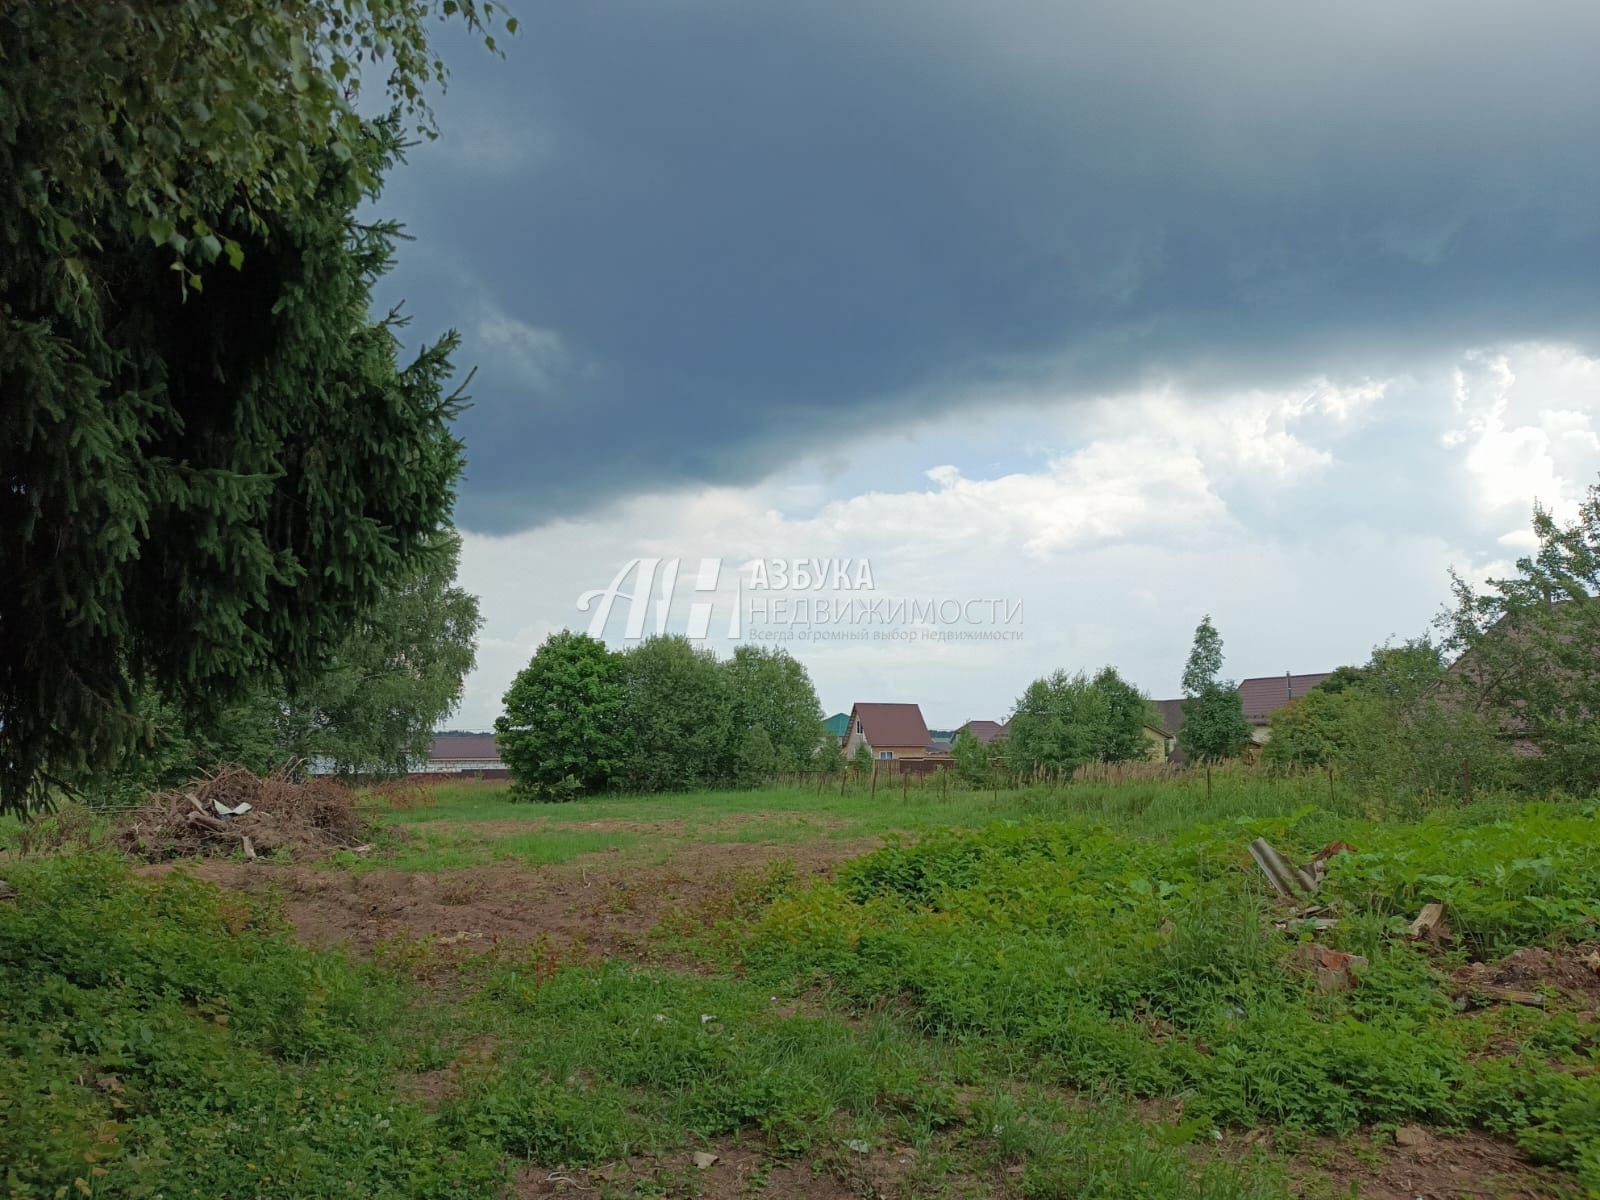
1455, 983, 1545, 1008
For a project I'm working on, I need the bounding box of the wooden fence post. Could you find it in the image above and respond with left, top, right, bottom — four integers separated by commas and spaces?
870, 764, 878, 800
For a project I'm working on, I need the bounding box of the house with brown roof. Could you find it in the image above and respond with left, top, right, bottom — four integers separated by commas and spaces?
411, 732, 507, 776
1238, 672, 1332, 742
844, 702, 935, 763
1155, 671, 1331, 755
955, 719, 1010, 745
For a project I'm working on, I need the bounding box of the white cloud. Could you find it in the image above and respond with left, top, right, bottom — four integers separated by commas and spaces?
447, 342, 1600, 731
1445, 344, 1600, 526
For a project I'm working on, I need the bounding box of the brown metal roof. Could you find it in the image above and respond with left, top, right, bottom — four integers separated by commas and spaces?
428, 732, 501, 761
1236, 673, 1332, 723
850, 702, 931, 748
958, 719, 1010, 745
1153, 699, 1187, 737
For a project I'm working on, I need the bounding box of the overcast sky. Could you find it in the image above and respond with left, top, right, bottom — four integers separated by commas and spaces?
377, 1, 1600, 730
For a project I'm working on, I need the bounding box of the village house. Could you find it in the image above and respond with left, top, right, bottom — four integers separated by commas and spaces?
843, 702, 937, 764
1238, 673, 1333, 742
955, 719, 1009, 745
1141, 720, 1174, 760
1156, 671, 1332, 755
411, 732, 508, 777
822, 712, 851, 744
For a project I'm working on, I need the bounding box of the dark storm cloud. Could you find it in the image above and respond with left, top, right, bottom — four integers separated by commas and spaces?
376, 0, 1600, 532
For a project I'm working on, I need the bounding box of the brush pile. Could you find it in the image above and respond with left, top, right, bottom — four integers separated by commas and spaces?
118, 767, 370, 861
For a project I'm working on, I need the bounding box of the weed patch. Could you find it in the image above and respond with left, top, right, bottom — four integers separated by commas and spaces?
744, 805, 1600, 1188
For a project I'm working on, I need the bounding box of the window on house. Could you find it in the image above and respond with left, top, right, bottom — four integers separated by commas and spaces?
879, 750, 892, 760
856, 721, 863, 734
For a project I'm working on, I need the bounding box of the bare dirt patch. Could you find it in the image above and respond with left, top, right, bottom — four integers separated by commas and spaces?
396, 1035, 499, 1111
1284, 1125, 1579, 1200
410, 816, 692, 839
1453, 945, 1600, 1006
159, 833, 878, 962
513, 1134, 976, 1200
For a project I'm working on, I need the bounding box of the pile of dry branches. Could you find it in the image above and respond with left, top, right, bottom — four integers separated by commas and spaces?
118, 767, 370, 861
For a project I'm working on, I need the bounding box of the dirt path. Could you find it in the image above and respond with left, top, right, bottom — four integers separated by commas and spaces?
159, 834, 877, 961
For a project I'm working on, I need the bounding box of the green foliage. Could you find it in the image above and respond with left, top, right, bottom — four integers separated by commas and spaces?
952, 728, 994, 785
1177, 617, 1254, 762
0, 0, 509, 811
1092, 666, 1162, 762
731, 727, 781, 785
497, 630, 626, 798
1445, 478, 1600, 791
1265, 640, 1519, 799
723, 645, 827, 774
16, 784, 1600, 1196
853, 741, 875, 775
1181, 615, 1227, 695
966, 1091, 1290, 1200
1262, 686, 1355, 770
79, 534, 480, 802
1005, 670, 1107, 776
497, 634, 826, 798
1320, 802, 1600, 954
814, 729, 848, 776
620, 635, 733, 792
1179, 687, 1253, 762
0, 856, 503, 1197
269, 531, 482, 777
745, 801, 1600, 1180
980, 667, 1158, 779
448, 962, 958, 1163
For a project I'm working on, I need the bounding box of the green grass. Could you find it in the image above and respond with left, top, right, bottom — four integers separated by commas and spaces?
371, 768, 1370, 873
0, 855, 504, 1198
6, 774, 1596, 1197
396, 768, 1363, 835
736, 798, 1600, 1188
2, 854, 1299, 1200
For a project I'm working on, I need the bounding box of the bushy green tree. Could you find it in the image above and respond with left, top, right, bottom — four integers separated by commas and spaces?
1005, 671, 1108, 777
620, 636, 731, 793
1090, 667, 1160, 762
723, 646, 825, 774
84, 534, 481, 801
0, 0, 508, 811
1444, 481, 1600, 790
951, 728, 993, 785
1263, 686, 1356, 770
1177, 617, 1252, 762
731, 728, 780, 787
1266, 639, 1517, 799
274, 533, 482, 777
497, 632, 625, 799
497, 638, 829, 798
814, 730, 848, 776
852, 742, 875, 776
1004, 666, 1161, 775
